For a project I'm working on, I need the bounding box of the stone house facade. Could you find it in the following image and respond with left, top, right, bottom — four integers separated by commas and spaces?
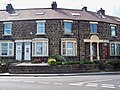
0, 2, 120, 62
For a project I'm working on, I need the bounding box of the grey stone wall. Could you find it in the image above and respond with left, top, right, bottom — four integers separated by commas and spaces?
0, 20, 120, 61
9, 64, 99, 74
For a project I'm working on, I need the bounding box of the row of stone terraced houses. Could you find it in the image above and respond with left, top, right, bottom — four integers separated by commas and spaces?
0, 2, 120, 62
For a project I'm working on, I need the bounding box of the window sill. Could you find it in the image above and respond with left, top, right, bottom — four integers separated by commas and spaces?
110, 55, 120, 56
32, 55, 48, 57
111, 36, 118, 37
64, 33, 74, 35
2, 34, 12, 36
90, 33, 99, 34
62, 55, 77, 57
36, 33, 46, 35
1, 56, 14, 57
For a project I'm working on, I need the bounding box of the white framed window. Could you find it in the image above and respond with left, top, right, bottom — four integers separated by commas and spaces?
0, 42, 14, 56
111, 25, 116, 36
32, 38, 48, 56
89, 22, 98, 33
110, 42, 120, 56
61, 39, 77, 56
3, 22, 12, 35
36, 20, 46, 34
64, 20, 73, 34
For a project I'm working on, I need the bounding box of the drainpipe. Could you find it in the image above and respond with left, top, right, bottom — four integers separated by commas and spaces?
78, 20, 80, 61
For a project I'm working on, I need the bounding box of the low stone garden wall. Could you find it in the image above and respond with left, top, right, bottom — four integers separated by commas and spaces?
9, 64, 100, 74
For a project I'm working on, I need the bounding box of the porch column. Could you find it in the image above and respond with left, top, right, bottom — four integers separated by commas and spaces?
97, 42, 100, 60
90, 42, 93, 61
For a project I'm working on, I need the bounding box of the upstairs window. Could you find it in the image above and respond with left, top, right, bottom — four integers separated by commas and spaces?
111, 25, 116, 36
64, 20, 73, 34
89, 22, 98, 33
3, 22, 12, 35
90, 24, 97, 33
36, 21, 46, 34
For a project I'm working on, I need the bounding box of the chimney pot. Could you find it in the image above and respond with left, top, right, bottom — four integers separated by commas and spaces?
51, 1, 57, 9
97, 8, 105, 15
82, 6, 87, 11
6, 4, 15, 14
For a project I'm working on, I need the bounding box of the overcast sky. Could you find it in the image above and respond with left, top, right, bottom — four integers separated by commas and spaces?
0, 0, 120, 17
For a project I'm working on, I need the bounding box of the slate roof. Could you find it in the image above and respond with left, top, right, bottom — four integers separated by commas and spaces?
0, 8, 120, 24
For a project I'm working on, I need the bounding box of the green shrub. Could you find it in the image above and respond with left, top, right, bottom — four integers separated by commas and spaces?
107, 60, 120, 69
56, 62, 62, 65
50, 55, 66, 62
80, 60, 94, 64
107, 60, 113, 65
61, 61, 80, 65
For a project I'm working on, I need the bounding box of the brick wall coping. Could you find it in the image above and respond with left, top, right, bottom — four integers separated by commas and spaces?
15, 62, 49, 66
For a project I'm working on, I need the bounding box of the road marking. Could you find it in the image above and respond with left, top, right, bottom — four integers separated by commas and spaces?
38, 82, 49, 84
9, 80, 21, 82
68, 79, 112, 87
84, 79, 112, 83
68, 83, 83, 86
86, 83, 98, 87
101, 84, 115, 89
53, 83, 63, 85
24, 81, 35, 83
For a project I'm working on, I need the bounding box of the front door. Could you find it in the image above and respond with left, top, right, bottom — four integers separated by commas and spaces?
16, 42, 22, 60
24, 42, 31, 60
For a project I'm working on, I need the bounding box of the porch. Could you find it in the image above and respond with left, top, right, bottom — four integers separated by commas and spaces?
84, 35, 109, 61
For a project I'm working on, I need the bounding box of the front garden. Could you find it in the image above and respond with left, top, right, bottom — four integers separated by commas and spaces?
0, 55, 120, 73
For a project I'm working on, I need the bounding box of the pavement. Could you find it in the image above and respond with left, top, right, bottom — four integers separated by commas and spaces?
0, 71, 120, 77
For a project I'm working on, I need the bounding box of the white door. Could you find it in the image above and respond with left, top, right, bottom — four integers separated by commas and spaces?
24, 42, 31, 60
16, 42, 22, 60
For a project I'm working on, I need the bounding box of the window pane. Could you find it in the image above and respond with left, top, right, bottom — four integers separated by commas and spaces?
2, 43, 8, 55
37, 22, 45, 34
62, 42, 66, 48
63, 49, 66, 55
67, 42, 73, 48
67, 49, 73, 55
2, 50, 7, 55
64, 22, 72, 33
61, 41, 76, 56
43, 42, 47, 55
4, 30, 11, 35
116, 44, 120, 55
90, 24, 97, 33
36, 42, 43, 55
111, 26, 116, 36
4, 23, 12, 35
67, 42, 73, 55
33, 43, 35, 55
9, 43, 13, 55
5, 23, 12, 29
111, 43, 115, 55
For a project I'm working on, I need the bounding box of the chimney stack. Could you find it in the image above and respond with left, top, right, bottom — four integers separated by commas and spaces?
51, 1, 57, 9
97, 8, 105, 15
82, 6, 87, 11
6, 4, 15, 14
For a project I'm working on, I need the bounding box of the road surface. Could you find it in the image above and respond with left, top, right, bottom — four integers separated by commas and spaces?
0, 74, 120, 90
